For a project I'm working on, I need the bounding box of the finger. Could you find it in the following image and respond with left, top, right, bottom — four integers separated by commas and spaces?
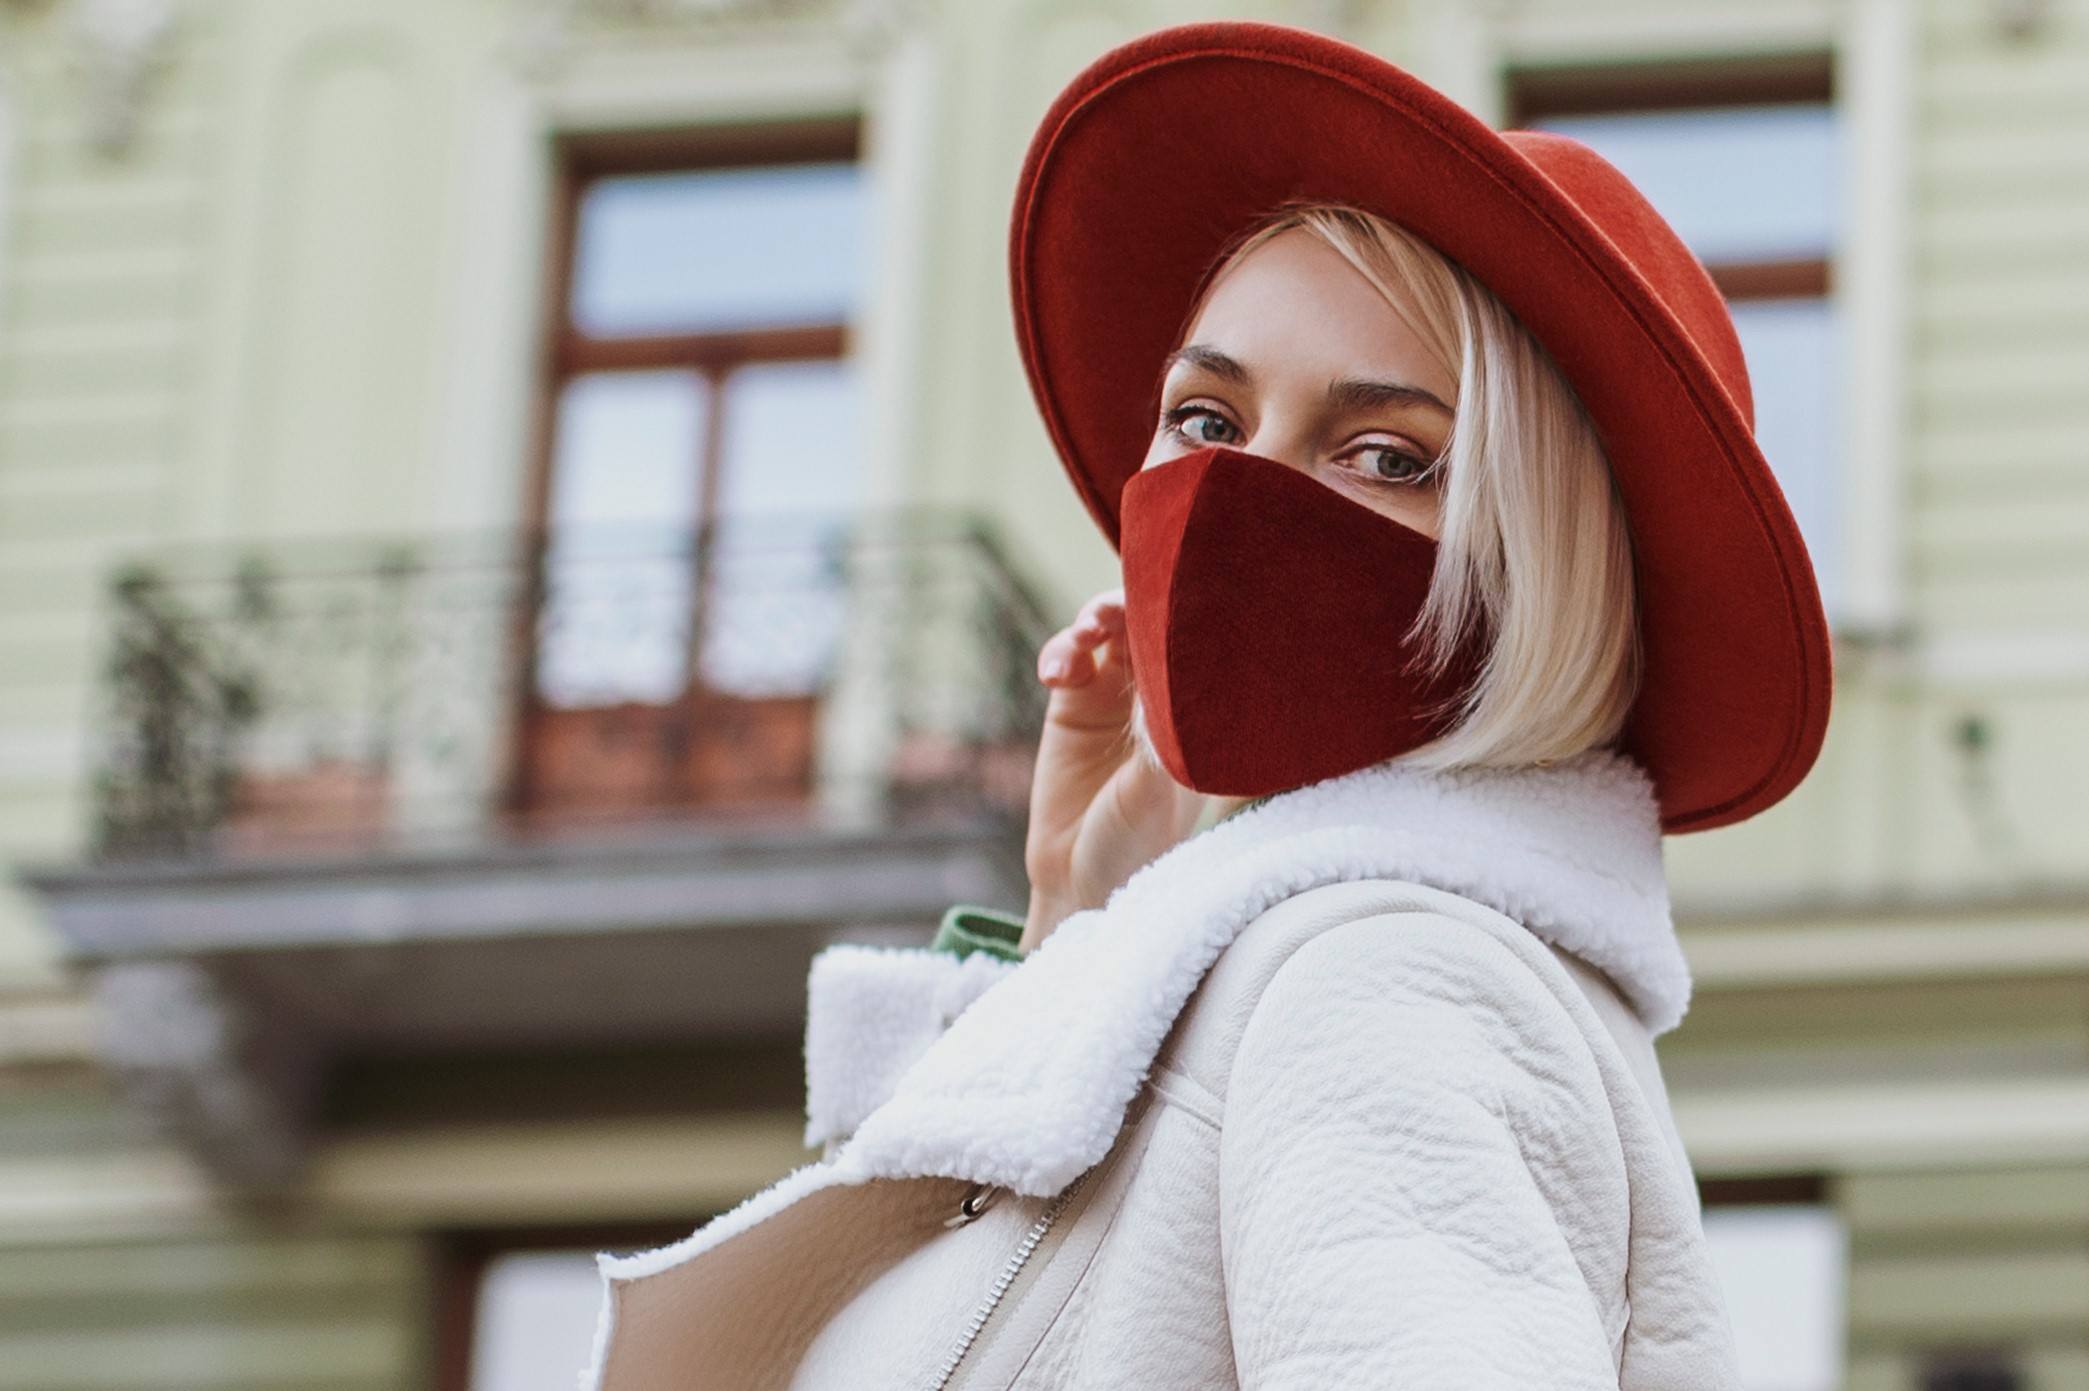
1038, 630, 1080, 682
1040, 645, 1135, 727
1063, 604, 1129, 675
1041, 630, 1116, 688
1045, 606, 1129, 676
1073, 600, 1125, 640
1049, 642, 1095, 685
1066, 637, 1132, 702
1041, 592, 1137, 693
1072, 588, 1127, 633
1067, 614, 1116, 654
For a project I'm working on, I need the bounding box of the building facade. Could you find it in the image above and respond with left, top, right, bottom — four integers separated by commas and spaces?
0, 0, 2083, 1387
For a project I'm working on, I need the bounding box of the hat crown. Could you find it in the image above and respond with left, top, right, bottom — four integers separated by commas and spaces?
1501, 130, 1756, 431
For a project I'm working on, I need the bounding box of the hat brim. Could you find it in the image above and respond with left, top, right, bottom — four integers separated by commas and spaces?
1008, 20, 1833, 834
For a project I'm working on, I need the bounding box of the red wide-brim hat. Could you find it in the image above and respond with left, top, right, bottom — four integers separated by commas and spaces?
1008, 20, 1834, 834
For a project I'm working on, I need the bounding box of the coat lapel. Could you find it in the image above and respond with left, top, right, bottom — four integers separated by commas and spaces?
829, 746, 1684, 1197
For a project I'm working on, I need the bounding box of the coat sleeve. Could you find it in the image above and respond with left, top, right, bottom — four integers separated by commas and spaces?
1217, 911, 1633, 1388
802, 906, 1026, 1161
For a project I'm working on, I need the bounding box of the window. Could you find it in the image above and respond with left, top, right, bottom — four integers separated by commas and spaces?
438, 1224, 700, 1391
1697, 1174, 1848, 1391
515, 120, 870, 819
1508, 56, 1847, 625
468, 1249, 603, 1391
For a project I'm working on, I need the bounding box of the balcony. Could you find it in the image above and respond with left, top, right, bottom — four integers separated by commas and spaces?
23, 508, 1054, 1183
82, 507, 1045, 854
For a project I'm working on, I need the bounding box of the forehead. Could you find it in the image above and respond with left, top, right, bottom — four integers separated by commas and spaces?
1177, 228, 1455, 404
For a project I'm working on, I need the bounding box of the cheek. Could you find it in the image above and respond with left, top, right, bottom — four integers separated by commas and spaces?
1347, 485, 1443, 542
1402, 498, 1446, 543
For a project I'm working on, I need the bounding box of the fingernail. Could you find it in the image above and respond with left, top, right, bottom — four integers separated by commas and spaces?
1042, 657, 1069, 680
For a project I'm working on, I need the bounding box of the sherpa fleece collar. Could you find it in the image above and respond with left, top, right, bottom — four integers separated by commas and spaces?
831, 745, 1685, 1197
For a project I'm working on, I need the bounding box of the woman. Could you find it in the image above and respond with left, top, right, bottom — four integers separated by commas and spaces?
581, 20, 1831, 1390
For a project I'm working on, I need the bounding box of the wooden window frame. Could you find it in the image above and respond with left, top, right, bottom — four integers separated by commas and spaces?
504, 117, 863, 820
1698, 1171, 1830, 1208
525, 114, 863, 578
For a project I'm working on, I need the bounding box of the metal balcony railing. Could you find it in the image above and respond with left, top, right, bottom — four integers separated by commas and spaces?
89, 508, 1055, 861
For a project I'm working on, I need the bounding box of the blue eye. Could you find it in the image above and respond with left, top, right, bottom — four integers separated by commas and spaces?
1162, 405, 1237, 445
1357, 446, 1439, 485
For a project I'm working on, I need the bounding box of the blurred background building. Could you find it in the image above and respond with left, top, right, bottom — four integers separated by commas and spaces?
0, 0, 2082, 1387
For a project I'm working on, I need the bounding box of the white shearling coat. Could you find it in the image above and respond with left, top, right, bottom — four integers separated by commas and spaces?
580, 748, 1744, 1389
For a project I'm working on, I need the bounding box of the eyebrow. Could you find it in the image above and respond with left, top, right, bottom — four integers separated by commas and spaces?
1160, 343, 1455, 419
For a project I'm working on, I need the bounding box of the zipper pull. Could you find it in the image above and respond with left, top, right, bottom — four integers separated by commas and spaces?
944, 1181, 1001, 1228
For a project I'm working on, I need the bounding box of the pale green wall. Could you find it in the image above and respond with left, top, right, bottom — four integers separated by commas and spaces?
0, 1067, 435, 1391
0, 5, 228, 985
1840, 1165, 2089, 1386
0, 1227, 432, 1391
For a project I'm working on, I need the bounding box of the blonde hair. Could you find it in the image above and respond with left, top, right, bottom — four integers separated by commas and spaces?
1133, 200, 1642, 778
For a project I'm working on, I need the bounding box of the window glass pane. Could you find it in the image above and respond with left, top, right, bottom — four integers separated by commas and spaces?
538, 370, 707, 706
571, 161, 866, 336
469, 1250, 604, 1391
1525, 104, 1838, 263
715, 358, 866, 520
1732, 297, 1843, 618
545, 370, 706, 532
1701, 1204, 1848, 1391
699, 358, 865, 695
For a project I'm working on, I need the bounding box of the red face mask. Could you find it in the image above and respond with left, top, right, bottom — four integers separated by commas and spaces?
1118, 444, 1489, 797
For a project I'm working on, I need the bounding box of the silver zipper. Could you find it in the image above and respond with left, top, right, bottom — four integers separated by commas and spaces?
921, 1166, 1097, 1391
944, 1181, 1002, 1229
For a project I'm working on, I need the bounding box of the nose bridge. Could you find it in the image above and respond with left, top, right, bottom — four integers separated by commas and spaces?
1241, 414, 1317, 474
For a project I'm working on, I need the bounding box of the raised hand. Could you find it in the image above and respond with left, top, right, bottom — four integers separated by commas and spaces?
1020, 587, 1207, 951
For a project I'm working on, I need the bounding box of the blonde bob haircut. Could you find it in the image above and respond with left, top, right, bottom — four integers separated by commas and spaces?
1131, 199, 1644, 779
